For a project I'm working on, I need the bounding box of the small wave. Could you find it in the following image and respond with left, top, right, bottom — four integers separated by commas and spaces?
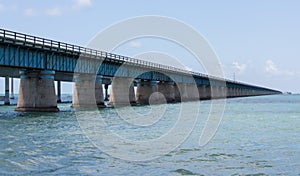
172, 168, 203, 176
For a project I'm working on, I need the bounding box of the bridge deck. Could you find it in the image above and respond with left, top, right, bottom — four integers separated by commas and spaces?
0, 28, 281, 93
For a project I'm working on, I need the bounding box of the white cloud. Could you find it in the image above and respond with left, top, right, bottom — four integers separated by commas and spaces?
265, 59, 299, 76
265, 59, 278, 74
232, 61, 247, 73
129, 41, 142, 48
73, 0, 92, 9
45, 7, 63, 16
24, 8, 36, 16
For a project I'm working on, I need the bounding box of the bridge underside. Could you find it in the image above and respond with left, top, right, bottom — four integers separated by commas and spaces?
0, 66, 281, 112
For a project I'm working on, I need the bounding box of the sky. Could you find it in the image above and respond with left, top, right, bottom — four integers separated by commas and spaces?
0, 0, 299, 93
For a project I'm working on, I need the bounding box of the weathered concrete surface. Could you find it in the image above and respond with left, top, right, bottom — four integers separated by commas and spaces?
174, 83, 181, 102
219, 87, 227, 98
198, 85, 211, 100
15, 70, 59, 112
57, 81, 61, 103
10, 78, 14, 99
4, 76, 10, 105
109, 77, 136, 106
186, 83, 199, 101
226, 88, 234, 98
158, 81, 175, 103
72, 74, 105, 108
136, 80, 165, 105
176, 83, 188, 102
211, 86, 221, 99
174, 83, 199, 102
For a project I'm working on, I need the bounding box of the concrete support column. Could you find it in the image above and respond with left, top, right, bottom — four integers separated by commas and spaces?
136, 80, 164, 104
220, 87, 227, 98
4, 76, 10, 105
158, 81, 175, 103
10, 78, 14, 99
226, 87, 231, 97
246, 89, 251, 96
109, 77, 136, 106
233, 88, 238, 97
241, 89, 246, 97
198, 85, 205, 100
176, 83, 189, 102
174, 84, 181, 102
234, 88, 241, 97
211, 85, 220, 99
57, 81, 61, 103
234, 88, 239, 97
240, 89, 244, 96
15, 70, 59, 112
228, 88, 234, 97
186, 83, 199, 101
104, 84, 109, 101
237, 88, 242, 97
200, 85, 211, 99
229, 88, 234, 97
240, 88, 244, 97
72, 74, 105, 108
253, 90, 257, 96
206, 85, 212, 99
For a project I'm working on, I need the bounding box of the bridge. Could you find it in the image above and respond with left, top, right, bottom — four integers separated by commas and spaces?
0, 29, 281, 112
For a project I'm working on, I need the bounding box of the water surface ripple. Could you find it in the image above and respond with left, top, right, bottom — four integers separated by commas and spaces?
0, 95, 299, 175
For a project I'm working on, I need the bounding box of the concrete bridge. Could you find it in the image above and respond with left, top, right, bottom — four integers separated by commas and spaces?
0, 29, 281, 112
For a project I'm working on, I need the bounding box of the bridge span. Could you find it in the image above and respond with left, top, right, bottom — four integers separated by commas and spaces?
0, 29, 281, 112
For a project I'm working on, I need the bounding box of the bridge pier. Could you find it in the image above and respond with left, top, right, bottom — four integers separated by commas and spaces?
236, 88, 241, 97
211, 85, 220, 99
174, 84, 181, 102
233, 88, 238, 97
10, 78, 14, 99
198, 85, 205, 100
109, 77, 136, 106
240, 88, 245, 97
227, 88, 234, 98
220, 86, 227, 98
158, 81, 175, 103
4, 76, 10, 105
176, 83, 189, 102
72, 74, 105, 108
57, 81, 61, 103
241, 89, 247, 97
174, 83, 199, 102
15, 70, 59, 112
186, 83, 199, 101
136, 80, 165, 105
206, 85, 212, 99
245, 89, 250, 96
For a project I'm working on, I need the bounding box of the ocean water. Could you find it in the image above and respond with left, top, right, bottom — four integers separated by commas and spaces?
0, 94, 299, 175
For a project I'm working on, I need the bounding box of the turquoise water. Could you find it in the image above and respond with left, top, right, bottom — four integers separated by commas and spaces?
0, 95, 299, 175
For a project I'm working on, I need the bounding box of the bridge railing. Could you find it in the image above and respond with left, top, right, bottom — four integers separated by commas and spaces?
0, 28, 213, 79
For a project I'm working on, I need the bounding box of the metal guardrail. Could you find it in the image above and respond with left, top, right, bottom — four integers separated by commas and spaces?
0, 28, 262, 88
0, 29, 213, 77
